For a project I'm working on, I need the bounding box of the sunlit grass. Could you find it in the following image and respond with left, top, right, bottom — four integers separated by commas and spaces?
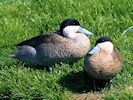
0, 0, 133, 99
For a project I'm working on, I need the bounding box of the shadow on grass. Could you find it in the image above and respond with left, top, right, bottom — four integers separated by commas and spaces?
59, 71, 111, 93
22, 60, 78, 71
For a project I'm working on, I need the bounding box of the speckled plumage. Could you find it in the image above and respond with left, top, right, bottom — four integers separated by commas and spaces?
84, 49, 122, 80
11, 19, 93, 71
84, 37, 122, 80
11, 18, 93, 68
36, 32, 90, 65
12, 32, 90, 66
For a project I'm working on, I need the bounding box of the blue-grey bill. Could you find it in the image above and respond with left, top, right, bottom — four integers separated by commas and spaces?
88, 45, 100, 54
78, 27, 93, 35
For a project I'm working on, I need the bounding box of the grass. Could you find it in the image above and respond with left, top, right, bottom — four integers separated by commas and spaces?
0, 0, 133, 99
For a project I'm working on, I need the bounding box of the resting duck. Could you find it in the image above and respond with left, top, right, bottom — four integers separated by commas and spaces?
84, 36, 122, 90
11, 18, 93, 71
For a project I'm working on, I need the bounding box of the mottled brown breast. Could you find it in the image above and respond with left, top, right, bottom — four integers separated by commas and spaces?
84, 48, 122, 80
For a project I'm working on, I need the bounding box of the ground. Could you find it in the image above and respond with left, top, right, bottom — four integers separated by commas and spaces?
0, 0, 133, 99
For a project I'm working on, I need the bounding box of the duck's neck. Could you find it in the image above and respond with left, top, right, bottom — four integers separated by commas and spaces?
72, 33, 90, 47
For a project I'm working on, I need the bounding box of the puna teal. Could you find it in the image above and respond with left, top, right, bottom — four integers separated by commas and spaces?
84, 36, 122, 90
11, 18, 93, 71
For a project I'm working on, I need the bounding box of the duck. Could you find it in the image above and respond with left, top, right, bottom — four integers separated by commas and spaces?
84, 36, 122, 90
11, 18, 93, 71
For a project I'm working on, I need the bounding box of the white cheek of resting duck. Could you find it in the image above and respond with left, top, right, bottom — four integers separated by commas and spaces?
63, 26, 93, 39
88, 41, 113, 55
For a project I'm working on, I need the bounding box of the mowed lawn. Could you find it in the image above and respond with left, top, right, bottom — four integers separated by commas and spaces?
0, 0, 133, 99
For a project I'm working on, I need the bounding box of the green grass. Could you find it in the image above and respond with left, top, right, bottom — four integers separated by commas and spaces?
0, 0, 133, 99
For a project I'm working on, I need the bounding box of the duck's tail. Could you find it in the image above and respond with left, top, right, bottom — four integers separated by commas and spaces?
10, 45, 37, 60
10, 51, 17, 58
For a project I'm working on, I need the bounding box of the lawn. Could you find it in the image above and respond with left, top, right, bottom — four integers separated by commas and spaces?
0, 0, 133, 99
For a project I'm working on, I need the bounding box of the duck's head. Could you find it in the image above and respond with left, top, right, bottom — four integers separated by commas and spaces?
89, 36, 113, 55
60, 18, 93, 39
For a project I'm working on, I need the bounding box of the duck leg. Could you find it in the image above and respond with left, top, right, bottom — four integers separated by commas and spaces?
46, 64, 52, 72
92, 78, 96, 91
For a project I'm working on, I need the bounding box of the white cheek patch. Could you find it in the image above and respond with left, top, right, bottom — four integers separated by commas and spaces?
98, 42, 113, 54
88, 45, 100, 54
63, 26, 80, 38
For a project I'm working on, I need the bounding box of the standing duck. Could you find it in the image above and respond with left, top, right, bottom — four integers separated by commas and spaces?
84, 36, 122, 90
11, 18, 93, 71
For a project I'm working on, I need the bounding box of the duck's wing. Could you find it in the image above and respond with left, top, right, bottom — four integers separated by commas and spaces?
112, 48, 122, 65
16, 33, 61, 48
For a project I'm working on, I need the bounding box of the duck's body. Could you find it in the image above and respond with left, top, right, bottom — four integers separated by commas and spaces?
84, 36, 122, 80
13, 32, 90, 66
84, 48, 122, 80
11, 18, 92, 69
